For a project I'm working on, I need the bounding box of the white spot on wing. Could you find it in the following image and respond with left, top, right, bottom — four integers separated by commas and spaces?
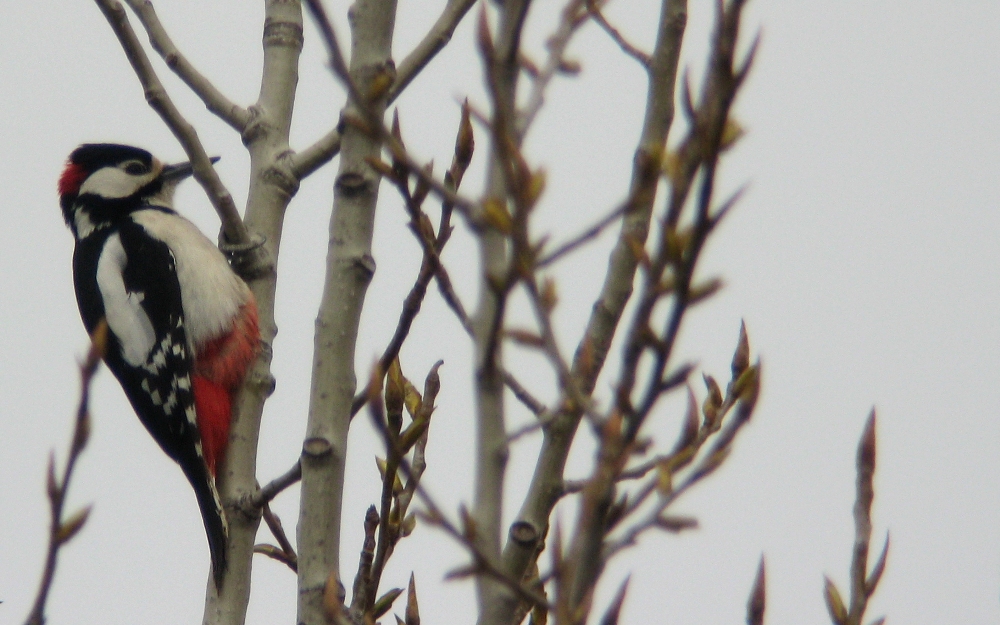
97, 233, 156, 366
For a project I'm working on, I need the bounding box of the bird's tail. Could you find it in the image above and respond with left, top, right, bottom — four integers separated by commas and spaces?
181, 457, 229, 589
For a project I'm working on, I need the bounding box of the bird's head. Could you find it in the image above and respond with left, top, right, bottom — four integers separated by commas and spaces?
58, 143, 214, 239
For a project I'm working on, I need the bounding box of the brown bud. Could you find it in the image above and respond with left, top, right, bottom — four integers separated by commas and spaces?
372, 588, 404, 619
423, 360, 443, 406
823, 577, 847, 625
405, 573, 420, 625
731, 320, 750, 378
454, 99, 475, 171
747, 558, 766, 625
386, 358, 405, 434
703, 374, 723, 407
57, 505, 92, 544
688, 277, 724, 305
46, 452, 59, 502
391, 109, 404, 147
368, 69, 394, 102
322, 571, 345, 623
482, 198, 513, 233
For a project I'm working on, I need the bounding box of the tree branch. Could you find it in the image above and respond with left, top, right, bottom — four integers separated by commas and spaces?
516, 0, 589, 137
472, 0, 533, 622
92, 0, 250, 247
297, 1, 398, 623
24, 325, 105, 625
252, 459, 302, 508
123, 0, 252, 131
291, 0, 477, 184
202, 0, 306, 621
500, 0, 688, 594
586, 0, 651, 67
291, 127, 342, 179
386, 0, 477, 102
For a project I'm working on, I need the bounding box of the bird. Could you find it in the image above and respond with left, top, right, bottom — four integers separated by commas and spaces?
58, 143, 260, 587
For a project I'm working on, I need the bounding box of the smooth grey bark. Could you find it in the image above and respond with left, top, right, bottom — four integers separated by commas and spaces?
472, 1, 532, 624
296, 1, 398, 623
201, 0, 304, 623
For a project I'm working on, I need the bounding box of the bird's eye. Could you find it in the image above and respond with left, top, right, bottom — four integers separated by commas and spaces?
123, 162, 148, 175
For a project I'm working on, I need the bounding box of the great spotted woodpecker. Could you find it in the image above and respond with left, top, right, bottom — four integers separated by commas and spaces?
58, 143, 260, 586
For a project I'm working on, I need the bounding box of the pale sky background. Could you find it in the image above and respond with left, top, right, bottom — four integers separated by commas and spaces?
2, 1, 999, 624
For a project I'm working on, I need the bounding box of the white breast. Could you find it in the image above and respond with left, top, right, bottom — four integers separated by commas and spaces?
132, 209, 251, 350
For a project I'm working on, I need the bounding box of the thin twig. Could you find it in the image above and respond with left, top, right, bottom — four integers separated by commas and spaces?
364, 399, 551, 614
747, 557, 766, 625
252, 459, 302, 507
500, 0, 689, 589
503, 372, 547, 417
24, 324, 105, 625
563, 453, 667, 494
294, 0, 476, 180
253, 544, 298, 571
123, 0, 251, 130
505, 411, 558, 443
516, 0, 590, 136
291, 127, 343, 179
304, 0, 482, 221
387, 0, 478, 102
261, 504, 298, 571
348, 105, 472, 418
586, 0, 651, 67
536, 201, 629, 268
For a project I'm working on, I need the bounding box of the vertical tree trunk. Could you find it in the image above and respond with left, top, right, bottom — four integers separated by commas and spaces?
296, 1, 398, 623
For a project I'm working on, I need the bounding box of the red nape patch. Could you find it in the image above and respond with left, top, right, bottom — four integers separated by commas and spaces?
58, 162, 87, 197
192, 375, 232, 476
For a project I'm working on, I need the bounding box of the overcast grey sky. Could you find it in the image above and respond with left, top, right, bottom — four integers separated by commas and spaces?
2, 1, 999, 624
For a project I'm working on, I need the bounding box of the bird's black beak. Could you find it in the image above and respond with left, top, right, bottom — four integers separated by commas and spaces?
161, 156, 221, 181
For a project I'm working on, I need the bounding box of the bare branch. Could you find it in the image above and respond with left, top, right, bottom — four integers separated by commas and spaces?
24, 324, 105, 625
291, 127, 343, 179
260, 504, 298, 571
348, 106, 473, 418
364, 397, 550, 615
501, 0, 689, 593
517, 0, 589, 136
253, 544, 298, 571
846, 411, 887, 625
92, 0, 250, 247
536, 201, 629, 268
292, 0, 475, 185
472, 1, 535, 620
747, 557, 766, 625
387, 0, 478, 102
253, 459, 303, 507
586, 0, 651, 67
123, 0, 251, 130
297, 1, 398, 623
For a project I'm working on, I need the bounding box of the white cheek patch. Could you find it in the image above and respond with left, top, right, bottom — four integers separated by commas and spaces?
97, 233, 156, 366
79, 166, 156, 200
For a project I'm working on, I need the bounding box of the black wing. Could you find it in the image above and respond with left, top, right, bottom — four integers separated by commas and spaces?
75, 220, 199, 459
